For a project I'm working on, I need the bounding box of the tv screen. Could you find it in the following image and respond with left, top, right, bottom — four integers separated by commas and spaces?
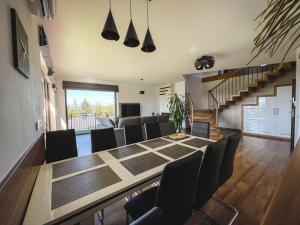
121, 103, 141, 117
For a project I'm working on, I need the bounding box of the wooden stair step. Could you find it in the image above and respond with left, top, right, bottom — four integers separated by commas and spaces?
248, 85, 258, 91
210, 134, 224, 140
193, 114, 212, 119
219, 104, 229, 109
226, 100, 235, 105
231, 95, 242, 101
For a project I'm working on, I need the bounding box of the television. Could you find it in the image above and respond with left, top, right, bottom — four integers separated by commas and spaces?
120, 103, 141, 117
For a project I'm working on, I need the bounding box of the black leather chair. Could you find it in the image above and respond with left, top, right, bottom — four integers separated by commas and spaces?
125, 125, 144, 145
91, 128, 117, 153
192, 121, 210, 139
194, 139, 227, 209
145, 122, 161, 140
219, 132, 242, 186
125, 151, 203, 225
130, 207, 166, 225
159, 121, 176, 136
46, 129, 78, 163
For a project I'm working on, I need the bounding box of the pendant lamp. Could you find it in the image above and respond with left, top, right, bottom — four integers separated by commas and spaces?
124, 0, 140, 47
101, 0, 120, 41
141, 0, 156, 53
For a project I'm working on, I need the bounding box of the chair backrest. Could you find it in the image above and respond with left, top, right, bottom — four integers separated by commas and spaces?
114, 128, 126, 147
219, 132, 241, 186
156, 151, 203, 225
140, 116, 157, 125
192, 121, 210, 139
91, 128, 117, 153
156, 114, 169, 123
194, 138, 227, 209
97, 117, 114, 129
46, 129, 78, 163
145, 123, 161, 140
159, 121, 176, 136
119, 117, 140, 128
125, 125, 144, 145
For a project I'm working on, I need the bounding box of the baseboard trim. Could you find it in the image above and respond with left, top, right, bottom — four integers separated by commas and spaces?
0, 133, 45, 225
243, 132, 291, 141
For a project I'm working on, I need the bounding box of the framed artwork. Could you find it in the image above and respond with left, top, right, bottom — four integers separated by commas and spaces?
11, 8, 30, 78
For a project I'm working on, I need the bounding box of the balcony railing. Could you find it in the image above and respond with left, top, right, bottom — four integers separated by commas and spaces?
67, 113, 114, 131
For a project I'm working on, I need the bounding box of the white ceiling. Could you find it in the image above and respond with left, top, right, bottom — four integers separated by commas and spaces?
43, 0, 296, 85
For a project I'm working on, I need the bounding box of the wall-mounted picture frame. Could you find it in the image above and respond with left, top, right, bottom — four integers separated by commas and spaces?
11, 8, 30, 78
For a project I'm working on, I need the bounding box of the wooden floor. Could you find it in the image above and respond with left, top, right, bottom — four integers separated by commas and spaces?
79, 135, 290, 225
217, 135, 290, 225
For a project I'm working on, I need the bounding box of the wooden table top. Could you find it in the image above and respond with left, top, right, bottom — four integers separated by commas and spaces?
23, 135, 213, 225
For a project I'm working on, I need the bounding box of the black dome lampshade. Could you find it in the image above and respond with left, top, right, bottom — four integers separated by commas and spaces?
141, 0, 156, 53
141, 28, 156, 52
101, 0, 120, 41
124, 0, 140, 47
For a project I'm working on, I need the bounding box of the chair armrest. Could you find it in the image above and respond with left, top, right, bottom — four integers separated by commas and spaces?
130, 207, 166, 225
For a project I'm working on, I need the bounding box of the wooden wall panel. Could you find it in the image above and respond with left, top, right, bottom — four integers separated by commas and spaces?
261, 139, 300, 225
0, 134, 45, 225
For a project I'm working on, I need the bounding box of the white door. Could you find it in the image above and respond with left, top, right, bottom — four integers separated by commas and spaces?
275, 86, 292, 138
258, 97, 276, 136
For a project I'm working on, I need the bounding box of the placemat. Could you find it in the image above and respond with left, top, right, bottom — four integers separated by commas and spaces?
182, 138, 213, 149
158, 144, 199, 159
52, 166, 121, 209
140, 138, 172, 149
109, 144, 147, 159
121, 153, 169, 175
52, 155, 104, 179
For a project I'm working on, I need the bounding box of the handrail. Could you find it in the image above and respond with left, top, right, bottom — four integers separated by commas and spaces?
208, 90, 219, 127
185, 91, 194, 127
210, 63, 280, 92
207, 62, 295, 108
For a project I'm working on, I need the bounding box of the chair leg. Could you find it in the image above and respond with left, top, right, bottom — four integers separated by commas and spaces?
97, 209, 104, 224
126, 212, 130, 225
212, 195, 238, 225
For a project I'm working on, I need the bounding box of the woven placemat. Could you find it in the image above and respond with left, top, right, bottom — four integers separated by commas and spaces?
52, 166, 121, 209
121, 153, 169, 175
109, 144, 147, 159
182, 138, 213, 149
140, 138, 172, 149
52, 155, 104, 179
158, 144, 199, 159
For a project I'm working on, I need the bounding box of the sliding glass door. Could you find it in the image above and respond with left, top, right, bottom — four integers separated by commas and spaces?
66, 89, 116, 132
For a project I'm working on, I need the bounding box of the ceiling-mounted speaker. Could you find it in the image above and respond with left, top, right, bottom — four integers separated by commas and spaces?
195, 55, 215, 70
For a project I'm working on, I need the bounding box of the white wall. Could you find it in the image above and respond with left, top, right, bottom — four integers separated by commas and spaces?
295, 48, 300, 143
55, 76, 160, 130
174, 81, 185, 96
0, 1, 44, 181
185, 76, 220, 109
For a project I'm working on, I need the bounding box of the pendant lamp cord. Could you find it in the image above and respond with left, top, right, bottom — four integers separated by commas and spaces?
109, 0, 111, 10
147, 0, 149, 28
130, 0, 132, 19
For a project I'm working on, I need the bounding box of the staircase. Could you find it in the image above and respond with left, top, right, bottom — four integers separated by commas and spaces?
208, 62, 295, 111
186, 92, 224, 140
186, 62, 295, 141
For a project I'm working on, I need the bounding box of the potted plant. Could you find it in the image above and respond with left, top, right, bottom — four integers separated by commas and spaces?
168, 93, 186, 132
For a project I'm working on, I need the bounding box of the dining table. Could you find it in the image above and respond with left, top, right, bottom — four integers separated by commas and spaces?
23, 134, 214, 225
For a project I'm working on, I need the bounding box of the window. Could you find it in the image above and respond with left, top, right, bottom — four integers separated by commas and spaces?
66, 89, 116, 131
